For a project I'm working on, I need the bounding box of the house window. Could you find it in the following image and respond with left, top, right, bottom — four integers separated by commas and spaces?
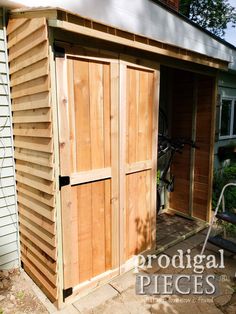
219, 98, 236, 139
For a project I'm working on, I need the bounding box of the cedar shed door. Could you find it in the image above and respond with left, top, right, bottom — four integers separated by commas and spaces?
56, 55, 119, 289
56, 54, 159, 289
120, 62, 159, 265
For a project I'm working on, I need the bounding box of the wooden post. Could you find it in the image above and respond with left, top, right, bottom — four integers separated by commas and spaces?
151, 68, 159, 248
189, 74, 198, 217
207, 75, 218, 223
119, 62, 127, 271
110, 62, 120, 270
48, 29, 64, 308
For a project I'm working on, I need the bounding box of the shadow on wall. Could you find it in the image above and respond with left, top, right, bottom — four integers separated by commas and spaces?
134, 213, 156, 254
218, 144, 236, 165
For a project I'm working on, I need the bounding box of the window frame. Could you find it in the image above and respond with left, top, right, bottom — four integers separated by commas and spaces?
219, 96, 236, 140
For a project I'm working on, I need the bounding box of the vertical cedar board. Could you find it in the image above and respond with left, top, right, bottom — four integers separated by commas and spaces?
58, 56, 115, 289
123, 64, 157, 261
169, 69, 194, 215
192, 75, 215, 221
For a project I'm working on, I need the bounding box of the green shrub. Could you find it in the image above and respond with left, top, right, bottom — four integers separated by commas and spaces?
212, 164, 236, 236
212, 164, 236, 210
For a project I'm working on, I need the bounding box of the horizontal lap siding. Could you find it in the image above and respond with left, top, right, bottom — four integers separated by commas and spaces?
7, 17, 58, 301
0, 9, 19, 270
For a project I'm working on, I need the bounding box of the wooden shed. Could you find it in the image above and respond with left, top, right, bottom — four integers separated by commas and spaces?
6, 7, 228, 307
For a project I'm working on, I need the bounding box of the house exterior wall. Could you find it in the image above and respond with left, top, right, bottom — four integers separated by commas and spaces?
0, 8, 19, 269
215, 71, 236, 169
159, 0, 179, 11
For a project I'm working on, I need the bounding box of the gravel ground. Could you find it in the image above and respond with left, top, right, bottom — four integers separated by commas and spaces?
0, 269, 48, 314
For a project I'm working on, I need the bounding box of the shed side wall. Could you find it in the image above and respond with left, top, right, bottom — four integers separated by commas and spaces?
192, 75, 215, 221
169, 69, 194, 214
0, 8, 19, 270
7, 17, 58, 302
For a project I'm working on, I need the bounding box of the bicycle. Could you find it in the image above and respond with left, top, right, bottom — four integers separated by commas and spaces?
157, 135, 197, 214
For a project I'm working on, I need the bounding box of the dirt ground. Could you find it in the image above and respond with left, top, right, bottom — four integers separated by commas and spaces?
0, 269, 48, 314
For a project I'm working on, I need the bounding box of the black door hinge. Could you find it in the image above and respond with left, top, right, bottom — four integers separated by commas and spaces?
63, 287, 73, 301
59, 176, 70, 190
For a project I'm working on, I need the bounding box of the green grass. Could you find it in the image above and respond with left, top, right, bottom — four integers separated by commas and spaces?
16, 290, 25, 300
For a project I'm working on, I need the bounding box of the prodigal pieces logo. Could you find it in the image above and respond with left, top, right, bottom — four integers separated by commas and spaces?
134, 249, 225, 296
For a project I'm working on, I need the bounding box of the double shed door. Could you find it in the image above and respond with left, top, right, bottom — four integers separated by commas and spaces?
56, 52, 159, 290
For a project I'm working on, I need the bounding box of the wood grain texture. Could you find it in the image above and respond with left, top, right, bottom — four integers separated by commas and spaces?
11, 58, 49, 87
61, 180, 112, 287
13, 122, 52, 138
73, 58, 91, 171
169, 69, 194, 215
11, 91, 50, 111
8, 17, 57, 302
123, 63, 158, 261
8, 25, 47, 62
10, 42, 48, 75
48, 18, 227, 70
59, 56, 115, 289
126, 67, 153, 164
126, 171, 152, 258
110, 62, 119, 269
7, 18, 28, 35
192, 75, 214, 221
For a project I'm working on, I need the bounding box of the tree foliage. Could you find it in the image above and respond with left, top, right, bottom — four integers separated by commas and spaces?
179, 0, 236, 37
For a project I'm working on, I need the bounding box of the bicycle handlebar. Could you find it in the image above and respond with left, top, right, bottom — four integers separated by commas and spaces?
158, 135, 197, 157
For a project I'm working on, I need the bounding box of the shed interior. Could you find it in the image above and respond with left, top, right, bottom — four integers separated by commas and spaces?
158, 66, 216, 222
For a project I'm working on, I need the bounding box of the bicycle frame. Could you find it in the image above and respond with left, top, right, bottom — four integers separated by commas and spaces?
157, 137, 196, 213
159, 148, 175, 188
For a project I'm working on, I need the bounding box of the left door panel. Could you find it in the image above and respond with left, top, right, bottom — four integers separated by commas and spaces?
56, 54, 119, 289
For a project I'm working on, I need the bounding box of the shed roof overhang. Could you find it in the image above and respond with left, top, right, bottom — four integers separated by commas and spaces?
6, 0, 236, 68
9, 7, 231, 70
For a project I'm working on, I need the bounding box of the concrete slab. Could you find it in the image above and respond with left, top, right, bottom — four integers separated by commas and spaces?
93, 298, 130, 314
57, 304, 80, 314
119, 286, 152, 313
164, 241, 194, 257
184, 233, 206, 247
200, 228, 209, 236
110, 270, 136, 293
143, 262, 161, 274
120, 300, 151, 314
73, 284, 118, 313
204, 243, 234, 256
195, 302, 223, 314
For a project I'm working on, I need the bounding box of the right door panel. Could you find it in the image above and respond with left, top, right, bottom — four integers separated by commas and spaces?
120, 62, 159, 265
